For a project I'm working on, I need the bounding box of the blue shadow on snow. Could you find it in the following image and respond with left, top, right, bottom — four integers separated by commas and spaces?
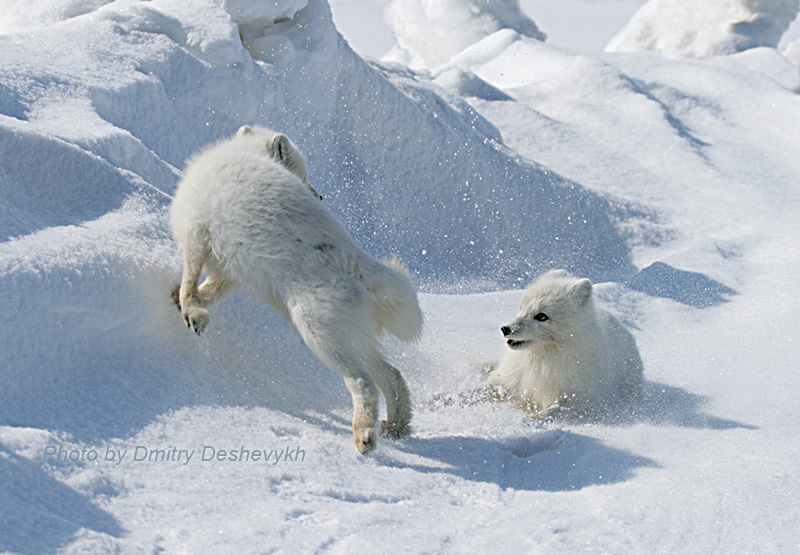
624, 262, 736, 308
380, 430, 660, 492
0, 444, 124, 554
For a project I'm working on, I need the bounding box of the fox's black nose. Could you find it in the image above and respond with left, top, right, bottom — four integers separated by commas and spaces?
501, 325, 511, 336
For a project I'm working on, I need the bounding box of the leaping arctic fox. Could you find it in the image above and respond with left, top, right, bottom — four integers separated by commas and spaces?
169, 125, 424, 453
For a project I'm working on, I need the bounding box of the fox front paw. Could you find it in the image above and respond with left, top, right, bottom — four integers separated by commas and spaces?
353, 423, 377, 454
182, 307, 209, 334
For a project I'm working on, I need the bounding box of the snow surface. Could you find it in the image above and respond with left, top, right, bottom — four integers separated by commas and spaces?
383, 0, 546, 70
327, 0, 654, 58
606, 0, 800, 58
1, 0, 800, 552
786, 35, 800, 64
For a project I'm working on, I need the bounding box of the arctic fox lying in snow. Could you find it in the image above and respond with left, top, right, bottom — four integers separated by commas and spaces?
487, 270, 643, 417
169, 126, 423, 454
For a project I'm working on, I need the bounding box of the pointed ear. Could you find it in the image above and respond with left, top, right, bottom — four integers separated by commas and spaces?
271, 134, 291, 162
572, 278, 593, 304
237, 125, 253, 136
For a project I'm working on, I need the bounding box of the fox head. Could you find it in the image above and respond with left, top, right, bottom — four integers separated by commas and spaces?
235, 125, 321, 199
501, 269, 594, 350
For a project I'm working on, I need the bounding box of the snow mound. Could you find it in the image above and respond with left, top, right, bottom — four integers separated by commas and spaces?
1, 0, 640, 287
785, 36, 800, 64
383, 0, 546, 69
0, 0, 112, 33
222, 0, 307, 23
606, 0, 800, 58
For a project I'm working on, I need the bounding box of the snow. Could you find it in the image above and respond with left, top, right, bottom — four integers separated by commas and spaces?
786, 36, 800, 64
383, 0, 546, 69
327, 1, 652, 58
1, 0, 800, 552
0, 0, 113, 33
222, 0, 308, 23
606, 0, 800, 58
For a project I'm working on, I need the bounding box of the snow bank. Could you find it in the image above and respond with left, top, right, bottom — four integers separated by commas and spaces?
429, 26, 800, 304
0, 0, 638, 288
222, 0, 307, 23
785, 36, 800, 64
0, 0, 113, 33
383, 0, 546, 69
606, 0, 800, 58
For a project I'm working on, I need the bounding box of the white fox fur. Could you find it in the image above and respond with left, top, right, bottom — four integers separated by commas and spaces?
169, 125, 424, 453
487, 270, 643, 417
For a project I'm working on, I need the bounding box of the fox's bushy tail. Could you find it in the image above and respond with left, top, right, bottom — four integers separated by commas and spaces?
363, 256, 424, 344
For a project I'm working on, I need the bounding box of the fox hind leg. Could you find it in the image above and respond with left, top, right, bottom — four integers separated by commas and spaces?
171, 267, 232, 312
287, 287, 383, 453
369, 357, 413, 439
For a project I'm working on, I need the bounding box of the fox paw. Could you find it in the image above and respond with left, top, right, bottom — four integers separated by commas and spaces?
170, 284, 181, 310
353, 424, 377, 454
183, 307, 209, 334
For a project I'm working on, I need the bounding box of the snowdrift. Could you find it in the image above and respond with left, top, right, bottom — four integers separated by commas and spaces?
383, 0, 546, 69
606, 0, 800, 58
786, 35, 800, 64
1, 0, 639, 284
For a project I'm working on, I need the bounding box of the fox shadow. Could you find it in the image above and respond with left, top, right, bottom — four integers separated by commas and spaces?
380, 429, 659, 492
391, 376, 755, 492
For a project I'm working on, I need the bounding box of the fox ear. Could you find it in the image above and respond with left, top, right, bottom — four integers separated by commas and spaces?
572, 278, 593, 304
237, 125, 253, 136
271, 134, 291, 162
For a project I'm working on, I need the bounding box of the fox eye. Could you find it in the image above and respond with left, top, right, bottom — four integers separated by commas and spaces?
533, 313, 549, 322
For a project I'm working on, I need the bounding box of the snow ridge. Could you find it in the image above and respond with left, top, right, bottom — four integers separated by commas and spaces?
606, 0, 800, 58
